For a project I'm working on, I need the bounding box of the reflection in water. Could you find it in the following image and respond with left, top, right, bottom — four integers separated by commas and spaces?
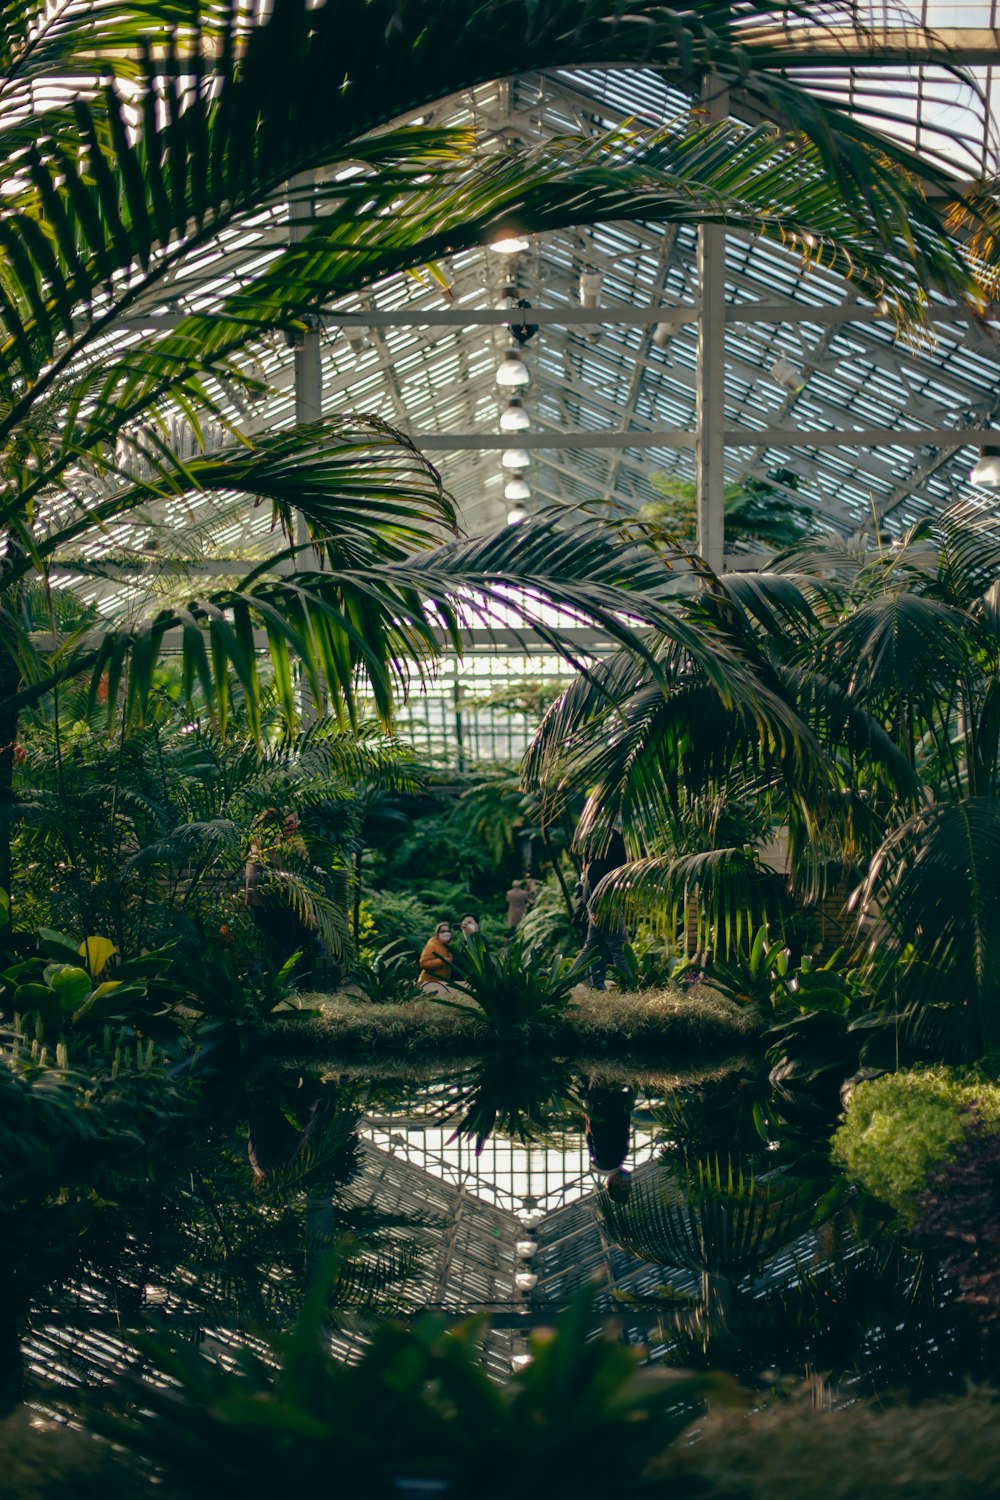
16, 1055, 994, 1404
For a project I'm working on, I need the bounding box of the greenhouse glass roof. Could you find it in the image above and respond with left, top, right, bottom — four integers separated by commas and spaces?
42, 11, 1000, 618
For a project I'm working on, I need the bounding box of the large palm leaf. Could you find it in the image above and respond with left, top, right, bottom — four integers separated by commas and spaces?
855, 796, 1000, 1055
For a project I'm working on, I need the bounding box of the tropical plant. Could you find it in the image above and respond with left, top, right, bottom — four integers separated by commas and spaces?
530, 503, 1000, 1064
641, 468, 818, 553
436, 935, 588, 1036
599, 1157, 817, 1323
85, 1278, 716, 1500
432, 1054, 581, 1153
831, 1066, 1000, 1218
348, 941, 422, 1006
0, 0, 990, 891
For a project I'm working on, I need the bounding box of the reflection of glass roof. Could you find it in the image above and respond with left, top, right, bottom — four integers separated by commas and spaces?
49, 31, 1000, 619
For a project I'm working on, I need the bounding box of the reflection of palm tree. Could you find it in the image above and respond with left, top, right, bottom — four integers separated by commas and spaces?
599, 1158, 815, 1328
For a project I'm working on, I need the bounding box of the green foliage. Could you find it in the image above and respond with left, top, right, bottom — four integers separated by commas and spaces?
348, 942, 422, 1005
600, 1158, 816, 1281
610, 935, 689, 993
435, 935, 588, 1037
87, 1278, 715, 1499
831, 1066, 1000, 1216
643, 468, 818, 552
184, 945, 316, 1048
360, 889, 435, 958
433, 1054, 580, 1152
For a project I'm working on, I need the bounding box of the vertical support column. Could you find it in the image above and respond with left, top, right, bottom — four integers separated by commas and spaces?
289, 173, 322, 724
695, 77, 728, 574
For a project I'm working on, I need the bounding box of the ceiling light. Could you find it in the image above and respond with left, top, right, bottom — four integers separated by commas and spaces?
490, 234, 530, 255
499, 399, 530, 433
970, 444, 1000, 488
770, 355, 803, 394
501, 448, 530, 469
506, 505, 528, 525
579, 269, 602, 308
341, 325, 368, 354
514, 1271, 538, 1292
505, 477, 530, 502
496, 350, 529, 388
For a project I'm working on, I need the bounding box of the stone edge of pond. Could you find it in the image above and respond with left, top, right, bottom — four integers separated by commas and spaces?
268, 983, 765, 1062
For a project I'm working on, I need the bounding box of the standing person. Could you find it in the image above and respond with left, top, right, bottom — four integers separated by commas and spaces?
579, 828, 628, 991
418, 921, 454, 991
459, 913, 486, 951
584, 1076, 636, 1201
505, 878, 530, 937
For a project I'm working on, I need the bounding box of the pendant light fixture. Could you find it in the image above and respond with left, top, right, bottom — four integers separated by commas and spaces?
500, 399, 530, 433
970, 444, 1000, 488
505, 477, 530, 503
501, 448, 530, 470
496, 349, 529, 388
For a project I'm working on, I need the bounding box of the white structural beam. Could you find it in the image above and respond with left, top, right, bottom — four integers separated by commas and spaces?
410, 427, 988, 451
695, 77, 729, 572
119, 301, 987, 330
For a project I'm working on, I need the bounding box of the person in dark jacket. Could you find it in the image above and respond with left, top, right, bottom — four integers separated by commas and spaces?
584, 1076, 636, 1201
578, 829, 628, 990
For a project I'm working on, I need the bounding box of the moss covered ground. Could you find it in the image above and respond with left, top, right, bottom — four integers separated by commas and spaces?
274, 981, 762, 1062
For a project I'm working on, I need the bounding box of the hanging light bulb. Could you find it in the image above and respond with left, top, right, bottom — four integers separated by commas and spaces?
506, 505, 528, 525
490, 233, 530, 255
496, 350, 529, 388
970, 444, 1000, 488
514, 1271, 538, 1292
501, 448, 530, 470
579, 269, 602, 307
500, 400, 530, 433
516, 1240, 538, 1259
505, 477, 530, 503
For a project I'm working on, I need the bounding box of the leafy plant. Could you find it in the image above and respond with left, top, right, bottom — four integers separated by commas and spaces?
86, 1277, 716, 1500
600, 1158, 816, 1286
433, 1054, 581, 1153
831, 1066, 1000, 1218
183, 945, 317, 1051
436, 935, 588, 1036
348, 942, 422, 1006
611, 936, 691, 993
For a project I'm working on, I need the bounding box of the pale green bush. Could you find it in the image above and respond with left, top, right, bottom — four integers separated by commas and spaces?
831, 1065, 1000, 1215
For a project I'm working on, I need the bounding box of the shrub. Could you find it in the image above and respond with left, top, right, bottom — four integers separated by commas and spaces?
360, 889, 433, 957
348, 942, 422, 1005
436, 935, 588, 1036
831, 1066, 1000, 1216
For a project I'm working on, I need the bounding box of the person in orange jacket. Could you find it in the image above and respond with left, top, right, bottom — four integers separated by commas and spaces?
418, 921, 454, 991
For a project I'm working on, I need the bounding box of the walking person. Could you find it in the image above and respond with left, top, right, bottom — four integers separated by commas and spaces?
505, 878, 531, 938
578, 829, 628, 991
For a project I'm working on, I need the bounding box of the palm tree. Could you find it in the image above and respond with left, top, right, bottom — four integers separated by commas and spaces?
0, 0, 989, 893
531, 503, 1000, 1055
